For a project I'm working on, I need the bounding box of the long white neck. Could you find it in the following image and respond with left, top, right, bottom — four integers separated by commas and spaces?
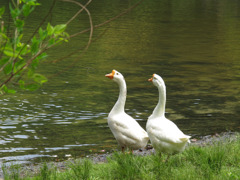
110, 78, 127, 114
152, 83, 166, 118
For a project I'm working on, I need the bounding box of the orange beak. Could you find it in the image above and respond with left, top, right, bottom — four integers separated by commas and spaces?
148, 74, 154, 82
105, 70, 115, 79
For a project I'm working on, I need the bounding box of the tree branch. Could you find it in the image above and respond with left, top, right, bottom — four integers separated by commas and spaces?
65, 0, 92, 25
70, 0, 144, 39
62, 0, 93, 52
51, 0, 144, 63
0, 0, 57, 88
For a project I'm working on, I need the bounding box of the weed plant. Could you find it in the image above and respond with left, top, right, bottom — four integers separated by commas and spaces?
2, 134, 240, 180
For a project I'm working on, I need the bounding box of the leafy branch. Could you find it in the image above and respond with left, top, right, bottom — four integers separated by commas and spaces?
0, 0, 144, 95
0, 0, 69, 94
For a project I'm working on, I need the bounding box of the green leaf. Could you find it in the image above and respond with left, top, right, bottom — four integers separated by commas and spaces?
42, 30, 48, 40
19, 44, 30, 55
3, 47, 23, 59
0, 57, 10, 66
39, 28, 47, 40
2, 85, 8, 93
30, 54, 48, 71
31, 36, 39, 54
33, 73, 47, 84
0, 33, 8, 40
22, 4, 32, 16
15, 19, 24, 31
0, 85, 16, 94
24, 83, 40, 91
18, 34, 24, 41
7, 89, 16, 94
36, 52, 47, 60
18, 80, 25, 89
48, 38, 55, 46
9, 4, 21, 19
15, 19, 24, 28
59, 37, 68, 43
0, 7, 5, 18
47, 23, 54, 36
30, 58, 39, 70
4, 63, 12, 75
23, 0, 41, 6
13, 59, 26, 73
53, 24, 67, 34
3, 48, 14, 57
28, 68, 34, 77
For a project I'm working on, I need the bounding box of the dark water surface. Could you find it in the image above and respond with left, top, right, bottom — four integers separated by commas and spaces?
0, 0, 240, 165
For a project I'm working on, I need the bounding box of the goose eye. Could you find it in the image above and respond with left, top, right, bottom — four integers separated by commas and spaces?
116, 73, 119, 75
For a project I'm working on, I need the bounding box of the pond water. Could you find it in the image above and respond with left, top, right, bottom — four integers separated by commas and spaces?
0, 0, 240, 165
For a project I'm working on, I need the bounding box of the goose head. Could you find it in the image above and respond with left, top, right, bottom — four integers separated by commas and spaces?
105, 70, 124, 83
148, 74, 166, 89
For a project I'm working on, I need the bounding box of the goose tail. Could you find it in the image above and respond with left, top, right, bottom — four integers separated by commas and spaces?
180, 135, 191, 143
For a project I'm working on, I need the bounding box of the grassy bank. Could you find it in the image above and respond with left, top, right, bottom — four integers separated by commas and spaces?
3, 134, 240, 180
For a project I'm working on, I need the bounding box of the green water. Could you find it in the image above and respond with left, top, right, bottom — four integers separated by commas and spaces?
0, 0, 240, 165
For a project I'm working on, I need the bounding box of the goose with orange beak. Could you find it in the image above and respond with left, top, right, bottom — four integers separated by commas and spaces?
105, 70, 149, 152
146, 74, 191, 155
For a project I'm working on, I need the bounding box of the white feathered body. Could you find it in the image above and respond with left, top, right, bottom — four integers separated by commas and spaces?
147, 74, 190, 154
108, 112, 149, 150
105, 70, 149, 151
146, 115, 190, 154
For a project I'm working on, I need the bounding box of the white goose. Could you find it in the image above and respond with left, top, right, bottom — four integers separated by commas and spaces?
146, 74, 191, 155
105, 70, 149, 152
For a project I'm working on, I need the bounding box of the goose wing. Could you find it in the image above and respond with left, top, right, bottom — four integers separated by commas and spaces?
108, 113, 148, 144
148, 119, 190, 144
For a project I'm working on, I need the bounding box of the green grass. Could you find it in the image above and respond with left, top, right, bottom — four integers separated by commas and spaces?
3, 134, 240, 180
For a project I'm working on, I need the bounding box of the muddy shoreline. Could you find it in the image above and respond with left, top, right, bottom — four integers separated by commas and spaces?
0, 131, 238, 178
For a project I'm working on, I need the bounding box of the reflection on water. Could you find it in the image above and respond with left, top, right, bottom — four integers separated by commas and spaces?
0, 0, 240, 165
0, 94, 113, 165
